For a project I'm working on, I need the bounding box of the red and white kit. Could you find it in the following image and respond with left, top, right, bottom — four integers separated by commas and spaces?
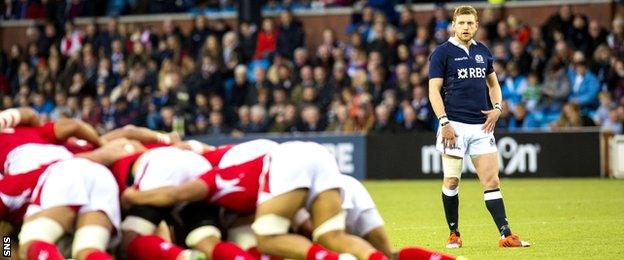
199, 141, 343, 213
26, 158, 121, 234
0, 123, 73, 175
202, 139, 279, 168
111, 146, 212, 192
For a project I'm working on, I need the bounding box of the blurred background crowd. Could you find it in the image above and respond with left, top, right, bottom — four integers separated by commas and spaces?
1, 0, 624, 137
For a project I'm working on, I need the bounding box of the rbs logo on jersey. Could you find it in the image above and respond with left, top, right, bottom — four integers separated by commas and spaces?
457, 67, 486, 79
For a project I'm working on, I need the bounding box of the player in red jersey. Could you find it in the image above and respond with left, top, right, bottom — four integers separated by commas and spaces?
0, 108, 102, 175
123, 141, 395, 260
79, 136, 253, 260
0, 156, 121, 260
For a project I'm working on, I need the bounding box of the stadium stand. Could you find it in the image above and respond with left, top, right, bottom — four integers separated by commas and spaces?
0, 0, 623, 137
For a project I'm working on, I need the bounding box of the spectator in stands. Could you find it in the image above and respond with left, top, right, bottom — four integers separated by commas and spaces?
551, 102, 595, 129
238, 22, 257, 62
509, 41, 531, 75
235, 105, 251, 132
508, 103, 529, 130
607, 58, 624, 101
373, 104, 398, 133
231, 64, 251, 108
189, 15, 210, 58
31, 91, 53, 116
344, 96, 375, 133
601, 106, 623, 134
296, 105, 326, 132
206, 94, 235, 127
593, 91, 615, 125
222, 31, 244, 70
269, 103, 296, 133
397, 8, 416, 42
409, 85, 432, 130
541, 59, 570, 116
588, 20, 608, 56
326, 104, 348, 133
400, 105, 420, 132
569, 14, 590, 54
427, 4, 450, 44
494, 20, 513, 49
568, 61, 600, 111
502, 62, 527, 108
368, 66, 388, 105
276, 10, 305, 59
543, 5, 573, 47
607, 16, 624, 57
247, 104, 268, 133
591, 45, 611, 86
254, 18, 278, 60
523, 72, 542, 113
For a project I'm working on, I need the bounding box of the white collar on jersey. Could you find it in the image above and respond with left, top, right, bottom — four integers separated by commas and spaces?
448, 37, 476, 55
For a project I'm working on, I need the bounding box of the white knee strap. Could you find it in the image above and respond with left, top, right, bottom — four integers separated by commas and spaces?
227, 225, 256, 250
18, 217, 65, 245
72, 225, 110, 258
442, 156, 463, 179
186, 225, 221, 247
312, 210, 346, 242
0, 108, 21, 129
121, 216, 157, 235
251, 214, 291, 236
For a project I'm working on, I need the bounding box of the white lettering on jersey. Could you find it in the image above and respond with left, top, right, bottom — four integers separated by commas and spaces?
458, 68, 486, 79
210, 174, 245, 202
0, 188, 32, 211
454, 57, 469, 61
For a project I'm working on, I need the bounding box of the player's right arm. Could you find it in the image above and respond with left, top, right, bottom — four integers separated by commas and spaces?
428, 48, 457, 148
121, 180, 208, 208
428, 78, 447, 119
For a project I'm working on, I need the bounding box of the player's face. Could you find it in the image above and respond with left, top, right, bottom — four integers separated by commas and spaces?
453, 14, 478, 43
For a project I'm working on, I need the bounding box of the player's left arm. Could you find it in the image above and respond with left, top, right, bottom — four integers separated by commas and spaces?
0, 107, 40, 129
483, 72, 503, 133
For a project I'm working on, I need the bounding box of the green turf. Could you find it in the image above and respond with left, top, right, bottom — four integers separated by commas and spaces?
363, 178, 624, 259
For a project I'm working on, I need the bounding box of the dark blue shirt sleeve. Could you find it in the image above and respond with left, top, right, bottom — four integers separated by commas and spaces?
428, 47, 446, 79
484, 45, 494, 75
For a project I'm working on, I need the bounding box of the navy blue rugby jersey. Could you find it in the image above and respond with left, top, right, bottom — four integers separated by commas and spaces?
429, 37, 494, 124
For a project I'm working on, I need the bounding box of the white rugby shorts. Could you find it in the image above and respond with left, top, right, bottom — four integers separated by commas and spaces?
436, 120, 498, 158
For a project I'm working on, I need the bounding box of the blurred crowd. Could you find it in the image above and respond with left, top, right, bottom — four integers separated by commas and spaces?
1, 2, 624, 137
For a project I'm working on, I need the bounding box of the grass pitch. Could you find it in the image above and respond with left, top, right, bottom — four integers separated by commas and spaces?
364, 178, 624, 259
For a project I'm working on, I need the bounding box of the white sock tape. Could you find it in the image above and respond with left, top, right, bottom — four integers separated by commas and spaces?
18, 217, 65, 245
71, 225, 110, 258
185, 225, 222, 247
121, 216, 157, 235
484, 191, 502, 201
312, 211, 346, 242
